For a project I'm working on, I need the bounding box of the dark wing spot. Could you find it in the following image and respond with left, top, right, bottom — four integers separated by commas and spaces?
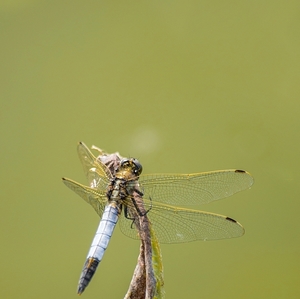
235, 169, 246, 173
226, 217, 237, 223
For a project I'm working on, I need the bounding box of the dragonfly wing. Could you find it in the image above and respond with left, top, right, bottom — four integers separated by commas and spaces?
62, 177, 107, 217
118, 199, 244, 243
139, 170, 253, 206
87, 167, 110, 190
77, 142, 112, 181
118, 215, 140, 240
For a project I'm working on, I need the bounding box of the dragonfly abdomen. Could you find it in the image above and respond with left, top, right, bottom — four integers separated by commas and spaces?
77, 257, 99, 295
77, 204, 119, 294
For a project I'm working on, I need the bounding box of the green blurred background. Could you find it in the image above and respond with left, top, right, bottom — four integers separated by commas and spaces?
1, 0, 299, 298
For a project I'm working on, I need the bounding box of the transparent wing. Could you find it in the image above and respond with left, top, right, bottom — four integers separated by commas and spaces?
62, 177, 107, 217
77, 142, 112, 181
139, 169, 253, 206
118, 199, 244, 243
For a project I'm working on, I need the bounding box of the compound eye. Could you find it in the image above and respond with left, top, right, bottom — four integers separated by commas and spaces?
133, 159, 143, 175
120, 158, 129, 167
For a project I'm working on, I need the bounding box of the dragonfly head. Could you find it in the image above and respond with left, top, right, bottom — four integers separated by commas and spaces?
118, 158, 143, 177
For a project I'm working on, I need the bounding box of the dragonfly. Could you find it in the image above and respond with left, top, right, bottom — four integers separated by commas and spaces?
62, 142, 253, 294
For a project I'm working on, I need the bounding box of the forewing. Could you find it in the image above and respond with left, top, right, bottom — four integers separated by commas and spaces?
139, 170, 253, 206
62, 177, 107, 217
77, 142, 112, 181
87, 167, 110, 191
118, 199, 244, 243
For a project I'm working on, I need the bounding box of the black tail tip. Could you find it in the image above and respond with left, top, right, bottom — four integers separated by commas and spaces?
77, 287, 84, 295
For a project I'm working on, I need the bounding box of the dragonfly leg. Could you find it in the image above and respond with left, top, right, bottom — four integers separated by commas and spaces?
133, 188, 143, 197
124, 205, 135, 220
130, 195, 152, 217
123, 205, 139, 229
145, 196, 153, 215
